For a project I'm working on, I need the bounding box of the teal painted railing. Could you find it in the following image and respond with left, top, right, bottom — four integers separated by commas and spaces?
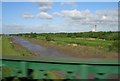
0, 56, 119, 80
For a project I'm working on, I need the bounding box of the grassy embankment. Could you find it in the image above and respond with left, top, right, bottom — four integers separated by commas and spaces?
0, 36, 2, 56
24, 35, 118, 58
2, 36, 31, 56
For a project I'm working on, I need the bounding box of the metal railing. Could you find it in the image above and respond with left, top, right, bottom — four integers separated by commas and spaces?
0, 57, 119, 80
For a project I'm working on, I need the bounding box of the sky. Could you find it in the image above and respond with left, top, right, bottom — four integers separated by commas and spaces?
2, 0, 120, 2
2, 2, 118, 34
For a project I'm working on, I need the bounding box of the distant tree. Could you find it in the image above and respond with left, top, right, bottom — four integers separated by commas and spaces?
30, 32, 37, 38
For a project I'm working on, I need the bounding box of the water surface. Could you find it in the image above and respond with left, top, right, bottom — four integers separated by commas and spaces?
12, 37, 72, 58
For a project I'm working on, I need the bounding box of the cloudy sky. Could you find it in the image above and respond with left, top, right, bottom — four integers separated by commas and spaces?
2, 2, 118, 34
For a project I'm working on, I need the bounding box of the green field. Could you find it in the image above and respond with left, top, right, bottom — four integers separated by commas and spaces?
2, 36, 31, 56
19, 31, 118, 52
23, 35, 118, 58
36, 36, 113, 49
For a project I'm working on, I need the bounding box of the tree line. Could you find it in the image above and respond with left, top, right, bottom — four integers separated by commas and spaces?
11, 31, 119, 41
9, 31, 119, 52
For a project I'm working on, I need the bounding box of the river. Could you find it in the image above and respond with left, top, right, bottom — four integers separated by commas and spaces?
12, 36, 72, 58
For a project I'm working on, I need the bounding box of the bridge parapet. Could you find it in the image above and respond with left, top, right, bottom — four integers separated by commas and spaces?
0, 57, 119, 80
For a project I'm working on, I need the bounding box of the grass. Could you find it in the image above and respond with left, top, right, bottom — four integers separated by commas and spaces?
54, 37, 112, 48
0, 36, 2, 56
24, 36, 118, 58
2, 36, 31, 56
35, 36, 113, 50
1, 35, 117, 58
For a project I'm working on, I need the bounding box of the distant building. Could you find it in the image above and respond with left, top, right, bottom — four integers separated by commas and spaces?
92, 25, 97, 32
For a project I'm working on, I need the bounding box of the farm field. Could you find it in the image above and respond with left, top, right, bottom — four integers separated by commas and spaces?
2, 36, 31, 56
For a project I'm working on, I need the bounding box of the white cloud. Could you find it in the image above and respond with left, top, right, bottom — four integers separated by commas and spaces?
4, 24, 22, 28
38, 1, 52, 11
22, 12, 34, 19
3, 24, 23, 34
53, 12, 63, 16
54, 9, 118, 25
21, 24, 60, 33
60, 2, 76, 5
102, 15, 107, 20
38, 6, 51, 11
95, 10, 118, 22
31, 0, 52, 2
37, 12, 52, 19
61, 9, 91, 20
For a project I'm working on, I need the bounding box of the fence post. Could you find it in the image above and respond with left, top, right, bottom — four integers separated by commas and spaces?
20, 61, 27, 77
80, 65, 89, 79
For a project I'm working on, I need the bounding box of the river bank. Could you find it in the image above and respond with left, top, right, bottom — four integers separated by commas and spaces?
2, 36, 31, 56
2, 36, 118, 59
22, 36, 118, 59
11, 36, 74, 58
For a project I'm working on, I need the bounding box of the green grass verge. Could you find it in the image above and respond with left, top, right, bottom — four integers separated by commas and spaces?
0, 36, 2, 55
2, 36, 31, 56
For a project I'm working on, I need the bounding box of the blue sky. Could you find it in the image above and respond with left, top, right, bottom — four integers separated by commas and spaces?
2, 0, 120, 2
2, 2, 118, 34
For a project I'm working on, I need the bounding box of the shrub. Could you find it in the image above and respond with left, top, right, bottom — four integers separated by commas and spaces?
109, 40, 119, 52
45, 35, 53, 41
